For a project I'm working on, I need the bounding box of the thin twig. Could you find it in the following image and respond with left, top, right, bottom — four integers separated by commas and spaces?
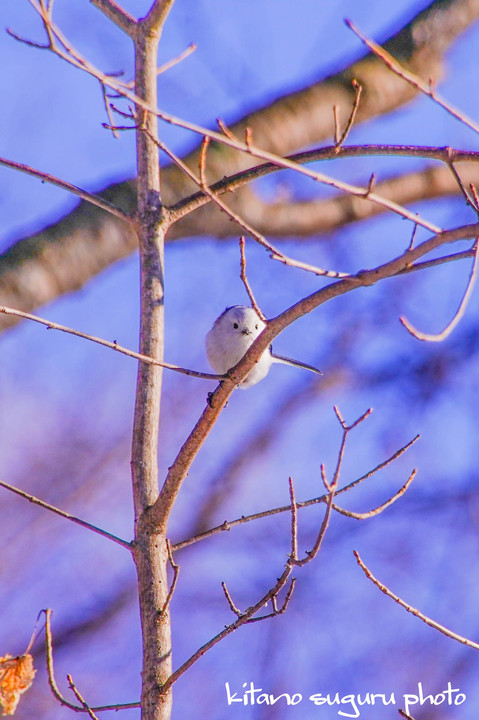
399, 710, 417, 720
400, 238, 479, 341
288, 477, 298, 562
333, 104, 341, 145
239, 237, 266, 320
346, 19, 479, 136
100, 82, 119, 138
6, 27, 50, 49
0, 479, 131, 549
0, 305, 219, 381
292, 487, 335, 567
400, 249, 475, 274
157, 42, 196, 76
407, 222, 418, 252
335, 79, 362, 151
273, 243, 474, 280
221, 582, 242, 617
0, 157, 132, 223
67, 676, 99, 720
45, 610, 140, 713
245, 579, 296, 623
354, 551, 479, 649
125, 42, 197, 86
332, 468, 416, 519
269, 252, 351, 278
25, 611, 47, 654
90, 0, 137, 36
470, 183, 479, 212
45, 610, 83, 712
158, 540, 180, 616
448, 160, 478, 211
217, 117, 236, 141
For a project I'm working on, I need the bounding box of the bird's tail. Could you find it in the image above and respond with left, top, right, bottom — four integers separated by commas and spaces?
271, 353, 322, 376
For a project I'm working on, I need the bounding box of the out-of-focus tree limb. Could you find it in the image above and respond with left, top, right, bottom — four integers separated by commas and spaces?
1, 0, 479, 329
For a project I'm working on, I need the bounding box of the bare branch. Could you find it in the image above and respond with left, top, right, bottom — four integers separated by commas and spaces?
400, 238, 479, 341
0, 305, 219, 381
334, 79, 362, 151
354, 552, 479, 650
288, 477, 299, 562
239, 237, 266, 321
399, 710, 417, 720
448, 160, 478, 211
6, 26, 50, 49
158, 541, 180, 617
0, 479, 131, 549
45, 610, 140, 713
142, 0, 176, 33
159, 42, 196, 75
346, 18, 479, 136
269, 252, 351, 279
333, 104, 341, 146
0, 156, 133, 224
221, 582, 242, 617
90, 0, 138, 37
332, 468, 417, 519
293, 483, 335, 567
245, 579, 296, 623
67, 676, 99, 720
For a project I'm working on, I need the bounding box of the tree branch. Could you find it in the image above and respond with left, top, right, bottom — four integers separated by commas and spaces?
354, 551, 479, 650
400, 238, 479, 341
347, 18, 479, 136
0, 479, 131, 549
0, 156, 133, 224
90, 0, 138, 37
142, 0, 176, 33
0, 305, 220, 381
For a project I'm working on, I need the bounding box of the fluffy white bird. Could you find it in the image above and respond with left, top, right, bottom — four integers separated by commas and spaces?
206, 305, 321, 388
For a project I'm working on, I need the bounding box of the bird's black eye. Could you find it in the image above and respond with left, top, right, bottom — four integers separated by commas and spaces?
233, 322, 239, 329
255, 324, 258, 329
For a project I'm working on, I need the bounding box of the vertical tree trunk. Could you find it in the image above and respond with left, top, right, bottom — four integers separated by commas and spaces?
131, 25, 172, 720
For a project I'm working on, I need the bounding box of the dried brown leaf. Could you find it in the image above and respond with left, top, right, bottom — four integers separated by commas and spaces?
0, 654, 36, 716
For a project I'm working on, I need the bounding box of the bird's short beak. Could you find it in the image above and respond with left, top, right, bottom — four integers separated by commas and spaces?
242, 329, 250, 335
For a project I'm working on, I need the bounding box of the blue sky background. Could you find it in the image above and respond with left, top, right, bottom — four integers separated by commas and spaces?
2, 1, 479, 719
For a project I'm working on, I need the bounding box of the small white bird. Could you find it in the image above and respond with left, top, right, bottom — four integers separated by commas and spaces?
206, 305, 321, 389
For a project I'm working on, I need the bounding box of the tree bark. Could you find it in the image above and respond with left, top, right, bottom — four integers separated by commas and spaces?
129, 10, 173, 720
